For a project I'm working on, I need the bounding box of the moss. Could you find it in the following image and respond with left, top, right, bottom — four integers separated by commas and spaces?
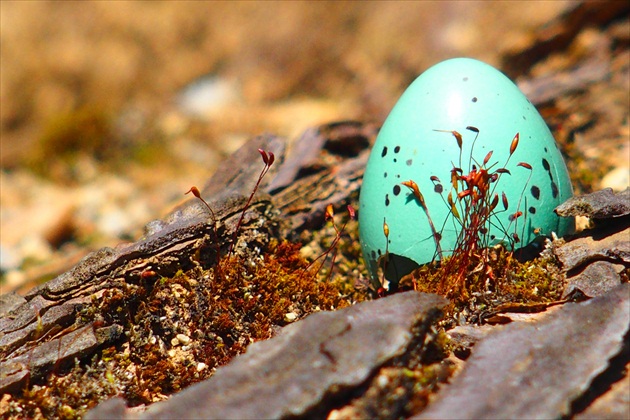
398, 244, 565, 324
6, 239, 368, 418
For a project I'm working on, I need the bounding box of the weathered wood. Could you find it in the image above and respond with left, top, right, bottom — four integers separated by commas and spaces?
414, 284, 630, 420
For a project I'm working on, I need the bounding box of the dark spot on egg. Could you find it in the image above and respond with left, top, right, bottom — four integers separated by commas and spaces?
396, 174, 401, 179
472, 97, 478, 103
406, 159, 413, 166
531, 185, 541, 200
371, 250, 377, 259
434, 184, 443, 193
393, 185, 401, 196
542, 158, 550, 171
385, 194, 390, 206
394, 146, 401, 153
384, 172, 388, 178
490, 234, 496, 240
463, 77, 469, 81
393, 158, 397, 163
377, 249, 382, 256
381, 146, 388, 157
522, 115, 527, 120
528, 206, 536, 214
551, 181, 559, 198
544, 147, 548, 153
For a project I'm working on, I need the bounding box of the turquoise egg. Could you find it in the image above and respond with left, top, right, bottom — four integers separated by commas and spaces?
359, 58, 574, 285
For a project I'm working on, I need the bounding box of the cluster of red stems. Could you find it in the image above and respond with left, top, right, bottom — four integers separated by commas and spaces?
391, 126, 532, 296
186, 148, 275, 275
303, 203, 356, 282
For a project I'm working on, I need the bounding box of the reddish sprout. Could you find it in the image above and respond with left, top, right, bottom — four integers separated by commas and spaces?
347, 205, 356, 220
517, 162, 532, 170
502, 192, 509, 210
466, 125, 480, 133
258, 149, 269, 165
185, 186, 202, 198
483, 151, 493, 166
402, 180, 426, 207
458, 189, 472, 199
451, 169, 460, 191
509, 133, 520, 155
490, 193, 499, 211
325, 204, 334, 221
452, 131, 463, 149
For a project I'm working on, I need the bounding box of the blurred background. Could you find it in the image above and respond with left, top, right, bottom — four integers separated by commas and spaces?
2, 1, 627, 291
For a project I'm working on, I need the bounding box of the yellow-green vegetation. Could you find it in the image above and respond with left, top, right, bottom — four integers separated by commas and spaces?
26, 104, 171, 184
28, 105, 113, 181
2, 239, 367, 419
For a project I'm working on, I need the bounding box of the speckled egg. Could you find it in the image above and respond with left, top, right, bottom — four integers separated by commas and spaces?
359, 58, 574, 285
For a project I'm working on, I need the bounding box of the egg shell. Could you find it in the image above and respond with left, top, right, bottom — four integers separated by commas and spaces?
359, 58, 574, 284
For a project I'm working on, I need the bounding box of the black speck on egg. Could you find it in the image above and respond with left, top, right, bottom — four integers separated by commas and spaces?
472, 97, 478, 103
528, 206, 536, 214
406, 159, 413, 166
394, 146, 401, 153
490, 234, 496, 240
377, 249, 382, 256
396, 174, 401, 179
393, 158, 397, 163
551, 182, 559, 198
544, 147, 548, 153
434, 184, 443, 193
384, 172, 388, 178
371, 250, 377, 259
385, 194, 390, 206
531, 185, 541, 200
381, 146, 388, 157
393, 185, 401, 196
